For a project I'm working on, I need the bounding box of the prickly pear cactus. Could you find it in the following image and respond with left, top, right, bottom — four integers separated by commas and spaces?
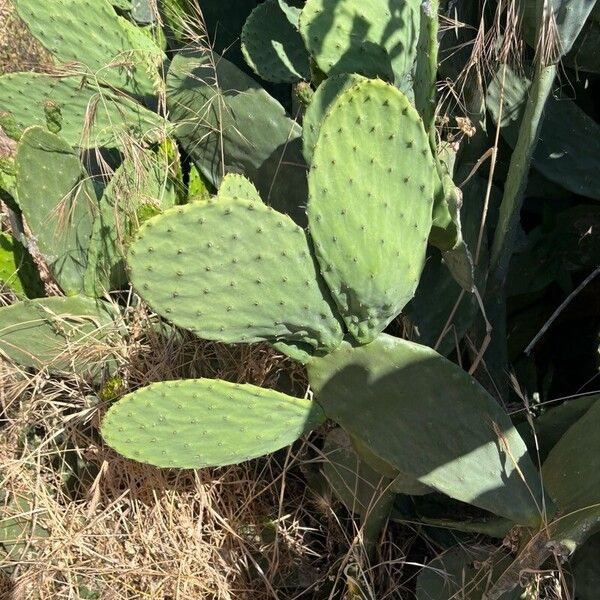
241, 0, 310, 83
299, 0, 420, 85
302, 73, 366, 165
127, 198, 343, 351
101, 379, 325, 467
15, 126, 96, 295
308, 79, 434, 343
0, 73, 164, 149
13, 0, 158, 97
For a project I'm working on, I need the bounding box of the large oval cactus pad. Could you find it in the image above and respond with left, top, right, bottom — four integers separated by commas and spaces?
308, 334, 548, 526
308, 80, 434, 344
101, 378, 325, 468
128, 198, 344, 350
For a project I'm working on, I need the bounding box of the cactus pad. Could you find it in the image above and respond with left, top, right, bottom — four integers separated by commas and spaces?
0, 73, 163, 149
101, 378, 325, 468
307, 333, 547, 526
166, 50, 308, 225
217, 173, 261, 202
128, 198, 343, 351
302, 73, 365, 165
0, 296, 118, 374
84, 150, 177, 295
16, 127, 96, 295
299, 0, 420, 83
543, 397, 600, 550
13, 0, 157, 97
308, 80, 434, 344
241, 0, 310, 83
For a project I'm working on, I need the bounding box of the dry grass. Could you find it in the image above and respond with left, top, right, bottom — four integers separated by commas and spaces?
0, 301, 415, 599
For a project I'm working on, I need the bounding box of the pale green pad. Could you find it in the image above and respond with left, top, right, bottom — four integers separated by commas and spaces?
13, 0, 157, 97
0, 73, 163, 149
302, 73, 365, 165
16, 127, 96, 295
416, 546, 520, 600
241, 0, 310, 83
308, 80, 434, 344
0, 232, 44, 299
543, 397, 600, 550
0, 296, 118, 374
217, 173, 261, 202
299, 0, 420, 83
307, 334, 547, 526
166, 50, 308, 226
128, 198, 343, 351
101, 378, 325, 468
84, 150, 177, 296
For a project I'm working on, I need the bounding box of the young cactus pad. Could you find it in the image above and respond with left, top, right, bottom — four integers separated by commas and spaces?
101, 379, 325, 468
127, 198, 344, 351
308, 334, 548, 526
307, 79, 434, 344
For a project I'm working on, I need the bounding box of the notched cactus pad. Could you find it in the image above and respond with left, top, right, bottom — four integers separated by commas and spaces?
241, 0, 310, 83
299, 0, 420, 83
128, 198, 343, 351
101, 378, 325, 468
308, 334, 548, 526
308, 80, 434, 344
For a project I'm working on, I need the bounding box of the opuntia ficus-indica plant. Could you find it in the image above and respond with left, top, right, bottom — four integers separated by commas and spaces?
2, 0, 600, 595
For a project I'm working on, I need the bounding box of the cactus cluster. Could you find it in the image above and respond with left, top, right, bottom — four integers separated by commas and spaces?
1, 0, 599, 595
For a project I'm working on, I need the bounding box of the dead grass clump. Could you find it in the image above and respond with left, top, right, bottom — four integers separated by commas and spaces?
1, 301, 411, 599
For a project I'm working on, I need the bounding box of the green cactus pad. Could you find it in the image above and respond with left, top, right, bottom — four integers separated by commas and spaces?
128, 198, 343, 351
166, 50, 308, 226
84, 150, 177, 296
543, 397, 600, 550
0, 233, 44, 299
217, 173, 261, 202
101, 378, 325, 468
307, 334, 548, 526
0, 73, 164, 149
0, 296, 118, 374
241, 0, 310, 83
13, 0, 157, 97
299, 0, 420, 83
302, 73, 366, 165
308, 80, 434, 344
16, 126, 96, 295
